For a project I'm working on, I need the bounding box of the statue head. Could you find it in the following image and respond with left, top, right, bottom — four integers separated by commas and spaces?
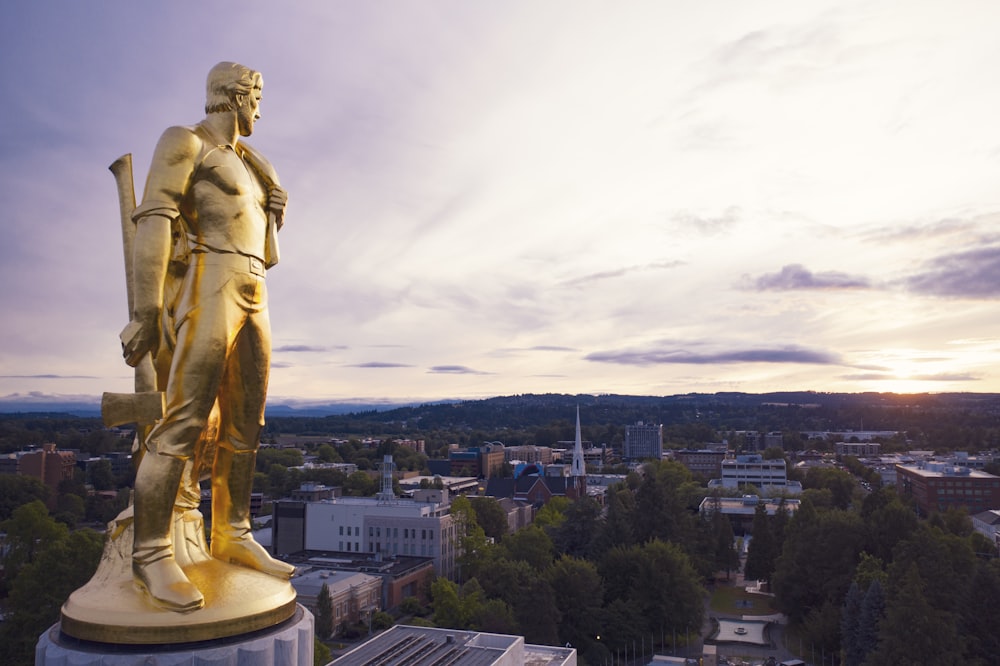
205, 61, 262, 115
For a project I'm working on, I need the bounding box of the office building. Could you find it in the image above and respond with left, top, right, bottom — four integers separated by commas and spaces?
896, 461, 1000, 515
624, 422, 663, 461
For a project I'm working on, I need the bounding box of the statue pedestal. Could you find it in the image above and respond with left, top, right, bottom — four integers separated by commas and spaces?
36, 604, 314, 666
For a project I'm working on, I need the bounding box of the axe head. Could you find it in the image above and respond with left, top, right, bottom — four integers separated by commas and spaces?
101, 391, 164, 428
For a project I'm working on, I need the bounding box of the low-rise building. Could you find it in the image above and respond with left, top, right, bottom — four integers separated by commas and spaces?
698, 495, 800, 535
673, 449, 728, 479
291, 568, 381, 632
708, 455, 802, 495
836, 441, 882, 457
272, 488, 461, 579
972, 509, 1000, 551
287, 551, 435, 610
330, 624, 576, 666
897, 462, 1000, 515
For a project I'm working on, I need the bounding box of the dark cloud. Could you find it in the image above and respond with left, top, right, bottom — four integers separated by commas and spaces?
747, 264, 870, 291
428, 365, 491, 375
560, 261, 682, 288
904, 245, 1000, 299
349, 362, 414, 369
586, 344, 841, 366
273, 345, 340, 353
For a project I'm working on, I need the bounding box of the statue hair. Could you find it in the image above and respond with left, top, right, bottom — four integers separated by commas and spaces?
205, 62, 262, 114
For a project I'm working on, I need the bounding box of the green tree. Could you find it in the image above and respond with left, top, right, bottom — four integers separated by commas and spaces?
0, 475, 49, 521
600, 540, 704, 642
743, 503, 776, 583
803, 467, 856, 510
0, 527, 103, 665
315, 582, 333, 638
500, 525, 554, 571
343, 471, 377, 496
771, 503, 865, 625
547, 556, 604, 659
316, 443, 341, 463
593, 483, 635, 557
313, 639, 331, 666
867, 564, 960, 666
1, 500, 69, 590
709, 507, 739, 580
856, 578, 884, 664
88, 459, 115, 491
431, 577, 465, 628
962, 559, 1000, 662
549, 497, 601, 558
469, 496, 508, 541
841, 581, 863, 666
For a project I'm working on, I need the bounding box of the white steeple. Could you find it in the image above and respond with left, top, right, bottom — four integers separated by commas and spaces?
571, 406, 585, 478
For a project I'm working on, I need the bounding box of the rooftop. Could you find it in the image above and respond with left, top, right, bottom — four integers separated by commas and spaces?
330, 625, 576, 666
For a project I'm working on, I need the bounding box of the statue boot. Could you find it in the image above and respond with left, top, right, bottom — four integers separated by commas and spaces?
211, 447, 295, 579
133, 451, 205, 612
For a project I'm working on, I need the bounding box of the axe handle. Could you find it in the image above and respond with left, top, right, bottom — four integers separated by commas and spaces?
109, 154, 157, 394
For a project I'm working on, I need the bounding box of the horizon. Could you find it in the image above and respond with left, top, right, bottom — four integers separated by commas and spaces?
4, 2, 1000, 402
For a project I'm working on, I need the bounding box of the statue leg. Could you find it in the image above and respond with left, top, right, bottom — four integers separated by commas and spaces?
210, 310, 293, 579
210, 446, 295, 578
132, 450, 205, 612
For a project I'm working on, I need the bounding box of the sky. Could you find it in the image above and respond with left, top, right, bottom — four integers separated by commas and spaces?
3, 1, 1000, 408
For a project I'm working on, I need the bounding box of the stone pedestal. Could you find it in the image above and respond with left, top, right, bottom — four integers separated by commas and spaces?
36, 604, 314, 666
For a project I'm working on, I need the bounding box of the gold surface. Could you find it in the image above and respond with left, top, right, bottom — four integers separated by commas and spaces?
61, 509, 297, 643
62, 61, 293, 642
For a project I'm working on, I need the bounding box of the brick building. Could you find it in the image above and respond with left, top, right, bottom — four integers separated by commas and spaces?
896, 462, 1000, 516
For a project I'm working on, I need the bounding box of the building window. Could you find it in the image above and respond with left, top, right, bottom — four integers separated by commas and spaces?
339, 526, 344, 535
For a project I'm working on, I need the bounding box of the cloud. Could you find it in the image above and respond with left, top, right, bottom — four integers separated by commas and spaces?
349, 362, 414, 369
560, 261, 683, 288
903, 245, 1000, 299
586, 343, 842, 366
841, 372, 979, 382
428, 365, 491, 375
746, 264, 871, 291
273, 345, 340, 353
670, 208, 740, 236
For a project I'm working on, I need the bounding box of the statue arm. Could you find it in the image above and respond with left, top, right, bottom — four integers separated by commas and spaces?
121, 127, 199, 368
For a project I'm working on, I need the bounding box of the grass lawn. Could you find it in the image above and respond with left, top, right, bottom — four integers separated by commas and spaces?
709, 584, 778, 616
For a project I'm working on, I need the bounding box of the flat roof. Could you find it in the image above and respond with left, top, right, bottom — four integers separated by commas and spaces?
331, 625, 575, 666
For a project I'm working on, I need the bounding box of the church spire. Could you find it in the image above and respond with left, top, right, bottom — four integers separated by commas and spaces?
571, 406, 586, 486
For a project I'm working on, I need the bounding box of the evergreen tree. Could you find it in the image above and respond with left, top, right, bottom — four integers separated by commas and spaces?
743, 502, 775, 583
547, 556, 604, 659
867, 564, 960, 666
315, 582, 333, 639
857, 578, 884, 664
960, 558, 1000, 662
840, 581, 863, 666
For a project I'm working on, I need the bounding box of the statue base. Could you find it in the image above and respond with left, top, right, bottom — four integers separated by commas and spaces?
60, 506, 297, 643
37, 604, 314, 666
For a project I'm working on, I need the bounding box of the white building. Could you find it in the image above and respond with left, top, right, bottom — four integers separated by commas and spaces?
273, 488, 461, 580
708, 454, 802, 495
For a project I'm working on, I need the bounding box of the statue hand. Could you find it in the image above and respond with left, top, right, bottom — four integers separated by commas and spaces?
267, 185, 287, 229
120, 316, 160, 368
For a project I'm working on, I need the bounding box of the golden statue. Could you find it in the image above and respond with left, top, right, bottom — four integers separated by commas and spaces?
61, 62, 297, 644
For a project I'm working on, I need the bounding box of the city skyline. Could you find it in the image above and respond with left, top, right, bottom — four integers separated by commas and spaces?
3, 1, 1000, 408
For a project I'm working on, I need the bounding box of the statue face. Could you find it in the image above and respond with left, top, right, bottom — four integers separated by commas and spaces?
237, 87, 262, 137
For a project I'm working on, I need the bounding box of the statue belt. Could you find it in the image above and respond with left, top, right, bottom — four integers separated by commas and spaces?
191, 250, 266, 277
